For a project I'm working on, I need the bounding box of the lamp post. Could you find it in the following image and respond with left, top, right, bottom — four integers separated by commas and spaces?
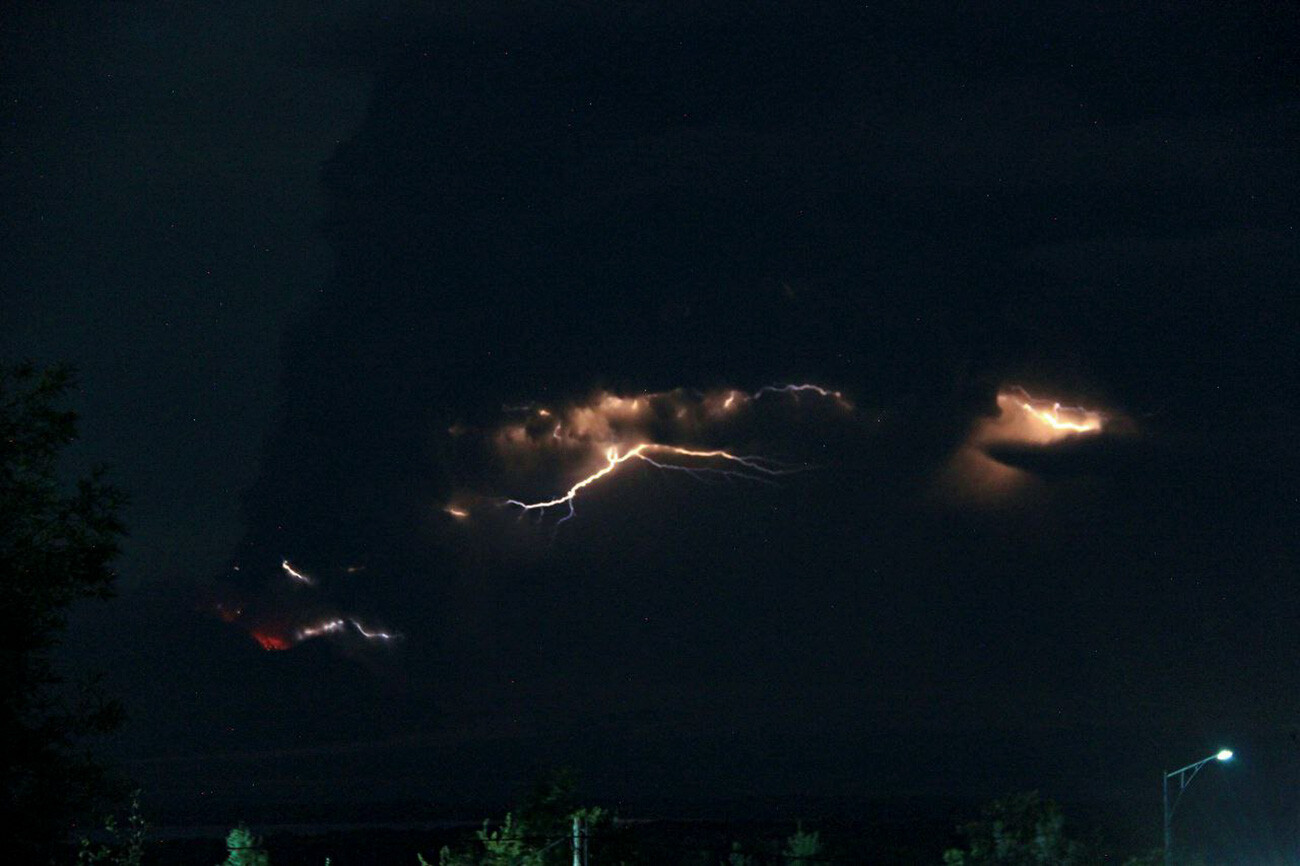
1163, 748, 1233, 865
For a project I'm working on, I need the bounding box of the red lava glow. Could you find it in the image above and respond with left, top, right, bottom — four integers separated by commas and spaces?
251, 630, 292, 651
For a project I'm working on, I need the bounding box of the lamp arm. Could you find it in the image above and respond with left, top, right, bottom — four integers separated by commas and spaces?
1164, 754, 1219, 824
1167, 754, 1218, 779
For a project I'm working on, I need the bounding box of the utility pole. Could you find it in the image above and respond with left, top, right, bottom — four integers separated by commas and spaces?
1170, 769, 1180, 863
1163, 749, 1233, 865
569, 814, 590, 866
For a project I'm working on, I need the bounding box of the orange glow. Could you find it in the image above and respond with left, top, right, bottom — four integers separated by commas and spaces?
1004, 387, 1103, 436
444, 505, 470, 520
937, 384, 1112, 502
491, 383, 849, 454
969, 387, 1108, 449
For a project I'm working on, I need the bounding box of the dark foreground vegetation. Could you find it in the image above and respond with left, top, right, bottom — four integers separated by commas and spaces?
68, 785, 1172, 865
2, 363, 128, 860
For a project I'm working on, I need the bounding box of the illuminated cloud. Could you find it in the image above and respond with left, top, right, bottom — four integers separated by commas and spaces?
987, 386, 1105, 445
939, 385, 1116, 501
489, 383, 849, 454
449, 383, 849, 526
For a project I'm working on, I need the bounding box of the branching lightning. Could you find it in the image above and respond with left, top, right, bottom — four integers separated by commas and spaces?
504, 443, 799, 524
448, 382, 846, 528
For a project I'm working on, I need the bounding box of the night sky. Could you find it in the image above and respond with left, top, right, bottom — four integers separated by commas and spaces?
3, 0, 1298, 853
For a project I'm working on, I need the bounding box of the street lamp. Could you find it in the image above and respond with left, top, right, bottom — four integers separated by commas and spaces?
1163, 748, 1233, 865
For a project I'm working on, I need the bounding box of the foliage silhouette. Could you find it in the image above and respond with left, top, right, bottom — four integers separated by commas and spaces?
942, 792, 1088, 865
1, 362, 127, 860
219, 824, 270, 866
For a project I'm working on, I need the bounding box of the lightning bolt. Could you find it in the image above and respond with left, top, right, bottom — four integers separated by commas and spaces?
1006, 387, 1103, 434
349, 620, 398, 641
281, 559, 315, 586
295, 618, 400, 644
751, 384, 853, 412
752, 383, 847, 404
505, 443, 799, 524
452, 383, 845, 527
296, 619, 345, 640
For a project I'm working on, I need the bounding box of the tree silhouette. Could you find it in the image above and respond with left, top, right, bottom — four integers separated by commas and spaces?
1, 362, 127, 859
219, 825, 270, 866
943, 792, 1088, 865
